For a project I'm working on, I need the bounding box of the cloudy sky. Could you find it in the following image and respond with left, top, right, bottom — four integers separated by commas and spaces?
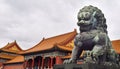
0, 0, 120, 50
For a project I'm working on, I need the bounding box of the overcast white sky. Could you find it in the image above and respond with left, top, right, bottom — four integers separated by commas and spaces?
0, 0, 120, 50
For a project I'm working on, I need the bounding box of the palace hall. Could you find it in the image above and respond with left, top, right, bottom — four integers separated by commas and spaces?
0, 29, 120, 69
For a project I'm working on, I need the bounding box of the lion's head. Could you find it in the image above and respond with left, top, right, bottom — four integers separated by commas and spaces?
77, 5, 107, 33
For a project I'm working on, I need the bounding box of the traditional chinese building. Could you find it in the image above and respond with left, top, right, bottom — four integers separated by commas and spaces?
1, 30, 120, 69
0, 40, 23, 69
3, 55, 24, 69
20, 29, 77, 69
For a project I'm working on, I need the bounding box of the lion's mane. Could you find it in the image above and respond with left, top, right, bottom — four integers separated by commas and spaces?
78, 5, 107, 34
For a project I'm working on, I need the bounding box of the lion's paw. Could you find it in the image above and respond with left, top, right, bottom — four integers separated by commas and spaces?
63, 59, 77, 64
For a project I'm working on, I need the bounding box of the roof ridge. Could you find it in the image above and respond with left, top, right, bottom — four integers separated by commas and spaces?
58, 30, 77, 45
20, 29, 77, 54
111, 39, 120, 42
0, 40, 23, 53
19, 38, 45, 53
1, 41, 16, 49
14, 41, 23, 51
21, 29, 76, 52
45, 29, 77, 40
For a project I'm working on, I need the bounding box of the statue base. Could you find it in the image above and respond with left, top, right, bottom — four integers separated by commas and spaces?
53, 63, 120, 69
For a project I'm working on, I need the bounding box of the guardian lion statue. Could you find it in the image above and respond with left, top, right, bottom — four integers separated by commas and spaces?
64, 5, 119, 65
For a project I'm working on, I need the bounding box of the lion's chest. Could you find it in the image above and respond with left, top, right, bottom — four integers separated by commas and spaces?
76, 32, 98, 50
80, 32, 96, 41
80, 25, 92, 32
82, 38, 95, 50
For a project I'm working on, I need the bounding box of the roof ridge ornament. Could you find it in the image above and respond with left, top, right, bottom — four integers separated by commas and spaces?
42, 37, 45, 40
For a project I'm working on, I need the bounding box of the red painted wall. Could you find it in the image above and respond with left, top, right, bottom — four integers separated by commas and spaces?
0, 62, 3, 66
0, 62, 3, 69
56, 56, 63, 64
4, 63, 24, 69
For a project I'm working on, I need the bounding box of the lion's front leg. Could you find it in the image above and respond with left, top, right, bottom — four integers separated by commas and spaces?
91, 33, 108, 63
63, 45, 83, 64
63, 34, 83, 64
63, 42, 83, 64
92, 45, 106, 62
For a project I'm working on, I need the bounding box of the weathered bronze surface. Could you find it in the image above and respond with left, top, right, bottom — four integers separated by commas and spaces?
63, 5, 119, 65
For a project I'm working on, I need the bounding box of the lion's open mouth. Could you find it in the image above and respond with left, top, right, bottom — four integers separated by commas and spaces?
77, 21, 92, 26
80, 23, 92, 26
80, 24, 92, 31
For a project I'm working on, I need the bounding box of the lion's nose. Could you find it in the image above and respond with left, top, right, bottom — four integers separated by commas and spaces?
80, 20, 85, 24
77, 20, 85, 26
77, 21, 81, 26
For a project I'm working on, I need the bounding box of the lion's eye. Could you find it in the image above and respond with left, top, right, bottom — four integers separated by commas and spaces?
84, 12, 91, 20
84, 17, 89, 21
78, 18, 81, 21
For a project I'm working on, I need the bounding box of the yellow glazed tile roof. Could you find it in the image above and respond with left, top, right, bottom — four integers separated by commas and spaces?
5, 56, 24, 64
0, 41, 23, 54
20, 29, 77, 54
112, 40, 120, 54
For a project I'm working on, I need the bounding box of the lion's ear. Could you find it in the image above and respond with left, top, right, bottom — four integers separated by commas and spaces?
92, 11, 96, 17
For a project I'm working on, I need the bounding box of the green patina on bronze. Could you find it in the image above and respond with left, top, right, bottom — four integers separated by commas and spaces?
63, 5, 120, 66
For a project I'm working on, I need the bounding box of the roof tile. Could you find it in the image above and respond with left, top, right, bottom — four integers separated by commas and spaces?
4, 56, 24, 64
0, 41, 23, 54
20, 29, 77, 54
112, 40, 120, 54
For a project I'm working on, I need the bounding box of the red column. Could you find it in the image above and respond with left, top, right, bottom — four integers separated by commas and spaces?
48, 58, 51, 69
23, 61, 25, 69
56, 56, 63, 64
32, 58, 34, 69
50, 57, 53, 68
41, 57, 44, 69
38, 58, 41, 69
24, 60, 28, 69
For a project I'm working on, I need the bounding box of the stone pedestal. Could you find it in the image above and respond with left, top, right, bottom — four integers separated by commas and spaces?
53, 63, 120, 69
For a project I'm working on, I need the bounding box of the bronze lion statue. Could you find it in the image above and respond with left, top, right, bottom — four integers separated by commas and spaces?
64, 5, 119, 65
